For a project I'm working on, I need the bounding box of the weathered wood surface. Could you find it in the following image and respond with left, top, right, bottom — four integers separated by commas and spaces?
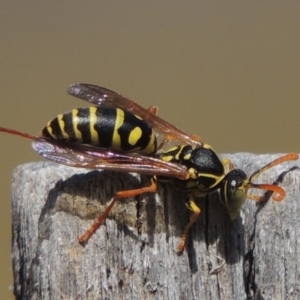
11, 154, 300, 300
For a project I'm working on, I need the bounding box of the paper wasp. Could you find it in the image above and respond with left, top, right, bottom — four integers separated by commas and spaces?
0, 83, 298, 251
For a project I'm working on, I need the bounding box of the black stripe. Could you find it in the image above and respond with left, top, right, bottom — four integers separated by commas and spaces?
49, 118, 64, 140
41, 126, 52, 139
76, 108, 92, 144
94, 107, 116, 148
62, 112, 76, 142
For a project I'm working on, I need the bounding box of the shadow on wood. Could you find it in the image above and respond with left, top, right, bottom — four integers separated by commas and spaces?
11, 154, 300, 299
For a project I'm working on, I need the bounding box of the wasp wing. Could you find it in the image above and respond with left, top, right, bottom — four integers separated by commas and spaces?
68, 83, 202, 147
32, 138, 189, 180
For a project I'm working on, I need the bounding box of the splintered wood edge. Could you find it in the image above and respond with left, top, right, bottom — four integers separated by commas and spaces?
11, 154, 300, 299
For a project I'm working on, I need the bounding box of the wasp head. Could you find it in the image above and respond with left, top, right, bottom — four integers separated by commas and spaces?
219, 153, 298, 220
220, 169, 248, 220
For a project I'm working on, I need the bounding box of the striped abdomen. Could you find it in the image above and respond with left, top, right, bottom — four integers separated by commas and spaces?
41, 107, 157, 155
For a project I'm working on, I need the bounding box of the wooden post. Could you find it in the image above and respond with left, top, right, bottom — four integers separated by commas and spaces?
11, 154, 300, 299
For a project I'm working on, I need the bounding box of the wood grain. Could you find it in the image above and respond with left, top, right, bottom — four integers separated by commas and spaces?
11, 154, 300, 299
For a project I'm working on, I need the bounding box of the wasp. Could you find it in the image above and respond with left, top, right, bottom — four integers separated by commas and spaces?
0, 83, 298, 251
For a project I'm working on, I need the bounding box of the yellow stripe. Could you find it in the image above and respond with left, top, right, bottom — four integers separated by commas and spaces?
142, 131, 156, 154
161, 146, 179, 162
89, 107, 99, 144
72, 109, 82, 141
175, 146, 184, 160
57, 114, 69, 139
112, 108, 124, 151
161, 155, 174, 162
45, 121, 56, 138
183, 153, 191, 161
164, 146, 178, 153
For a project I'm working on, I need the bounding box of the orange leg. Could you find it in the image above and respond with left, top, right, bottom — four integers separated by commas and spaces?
176, 195, 201, 252
79, 177, 157, 245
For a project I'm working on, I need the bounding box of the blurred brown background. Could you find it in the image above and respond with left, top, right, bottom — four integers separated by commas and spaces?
1, 2, 300, 298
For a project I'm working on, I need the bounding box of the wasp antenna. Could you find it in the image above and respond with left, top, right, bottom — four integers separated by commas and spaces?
247, 183, 286, 202
249, 153, 299, 182
0, 126, 37, 140
246, 153, 298, 203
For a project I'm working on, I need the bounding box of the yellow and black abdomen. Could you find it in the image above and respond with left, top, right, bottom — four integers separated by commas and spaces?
41, 107, 157, 155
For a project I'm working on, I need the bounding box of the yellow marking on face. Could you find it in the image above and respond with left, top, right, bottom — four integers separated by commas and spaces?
89, 107, 99, 144
112, 108, 124, 151
72, 109, 82, 142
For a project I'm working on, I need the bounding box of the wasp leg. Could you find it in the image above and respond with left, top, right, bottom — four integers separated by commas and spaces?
79, 177, 157, 245
176, 195, 201, 252
222, 158, 234, 171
